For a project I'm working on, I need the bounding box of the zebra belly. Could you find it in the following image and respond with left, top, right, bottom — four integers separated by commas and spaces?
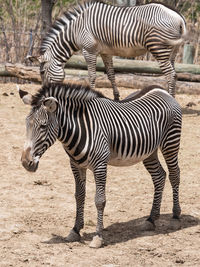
108, 153, 152, 167
101, 46, 147, 58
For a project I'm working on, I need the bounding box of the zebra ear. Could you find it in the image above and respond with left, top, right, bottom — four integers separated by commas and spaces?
26, 55, 42, 63
43, 97, 58, 113
17, 85, 33, 105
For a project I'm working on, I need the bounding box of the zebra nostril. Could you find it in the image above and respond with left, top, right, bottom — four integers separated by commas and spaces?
28, 161, 33, 167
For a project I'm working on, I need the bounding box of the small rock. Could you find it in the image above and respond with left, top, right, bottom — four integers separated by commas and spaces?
3, 92, 9, 96
175, 259, 185, 264
186, 101, 196, 108
33, 180, 51, 186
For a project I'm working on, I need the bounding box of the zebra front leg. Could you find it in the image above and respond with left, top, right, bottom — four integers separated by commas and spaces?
143, 150, 166, 230
89, 164, 107, 248
101, 54, 120, 101
82, 49, 97, 90
65, 160, 86, 242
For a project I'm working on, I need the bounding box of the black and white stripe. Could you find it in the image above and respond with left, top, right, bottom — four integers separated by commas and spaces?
22, 83, 182, 247
39, 0, 186, 99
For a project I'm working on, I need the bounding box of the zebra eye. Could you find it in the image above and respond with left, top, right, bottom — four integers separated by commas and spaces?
40, 124, 47, 129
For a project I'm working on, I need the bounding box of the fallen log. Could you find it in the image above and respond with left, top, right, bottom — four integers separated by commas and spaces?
5, 63, 200, 94
5, 63, 41, 82
95, 74, 200, 95
64, 69, 200, 83
66, 55, 200, 75
4, 63, 103, 83
176, 73, 200, 82
4, 57, 200, 83
0, 64, 12, 77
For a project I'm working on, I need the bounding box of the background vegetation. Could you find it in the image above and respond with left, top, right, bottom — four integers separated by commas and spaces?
0, 0, 200, 64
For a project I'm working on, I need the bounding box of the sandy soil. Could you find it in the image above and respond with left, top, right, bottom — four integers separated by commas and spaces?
0, 83, 200, 267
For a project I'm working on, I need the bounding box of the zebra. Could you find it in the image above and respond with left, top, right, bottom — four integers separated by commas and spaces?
29, 0, 186, 100
19, 83, 182, 248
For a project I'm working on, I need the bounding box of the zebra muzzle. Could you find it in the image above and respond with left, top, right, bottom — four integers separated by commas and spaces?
21, 148, 39, 172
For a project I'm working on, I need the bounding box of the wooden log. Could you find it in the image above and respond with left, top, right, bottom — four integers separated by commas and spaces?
4, 55, 200, 80
5, 62, 200, 83
66, 55, 200, 75
4, 63, 200, 94
0, 64, 13, 77
5, 63, 41, 82
95, 74, 200, 95
177, 73, 200, 82
5, 63, 102, 82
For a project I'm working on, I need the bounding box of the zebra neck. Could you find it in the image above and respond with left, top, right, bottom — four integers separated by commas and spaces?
41, 22, 78, 63
57, 99, 86, 146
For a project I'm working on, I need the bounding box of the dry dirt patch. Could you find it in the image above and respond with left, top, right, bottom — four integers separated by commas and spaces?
0, 83, 200, 266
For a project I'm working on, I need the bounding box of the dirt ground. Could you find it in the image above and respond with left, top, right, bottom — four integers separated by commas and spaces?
0, 82, 200, 267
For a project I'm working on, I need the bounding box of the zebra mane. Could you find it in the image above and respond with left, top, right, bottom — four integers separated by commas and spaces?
31, 83, 106, 106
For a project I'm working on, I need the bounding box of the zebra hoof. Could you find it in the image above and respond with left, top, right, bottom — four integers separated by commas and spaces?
64, 229, 81, 242
89, 235, 103, 248
173, 215, 180, 219
140, 220, 156, 231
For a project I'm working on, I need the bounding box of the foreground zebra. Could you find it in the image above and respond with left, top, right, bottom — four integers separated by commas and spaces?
30, 0, 186, 99
19, 84, 182, 248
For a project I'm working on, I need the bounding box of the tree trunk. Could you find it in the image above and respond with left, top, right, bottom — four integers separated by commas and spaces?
41, 0, 56, 38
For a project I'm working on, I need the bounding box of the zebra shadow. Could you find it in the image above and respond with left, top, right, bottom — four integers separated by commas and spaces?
43, 214, 199, 246
99, 213, 199, 246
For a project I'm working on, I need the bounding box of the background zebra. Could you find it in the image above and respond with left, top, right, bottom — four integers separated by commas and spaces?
29, 0, 186, 99
19, 83, 182, 248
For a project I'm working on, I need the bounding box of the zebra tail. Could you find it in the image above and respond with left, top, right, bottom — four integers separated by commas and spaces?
165, 38, 185, 46
165, 20, 187, 46
164, 21, 188, 46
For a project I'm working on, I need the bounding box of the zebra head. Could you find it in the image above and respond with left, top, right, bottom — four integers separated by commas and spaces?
27, 54, 65, 85
40, 59, 65, 86
19, 88, 59, 172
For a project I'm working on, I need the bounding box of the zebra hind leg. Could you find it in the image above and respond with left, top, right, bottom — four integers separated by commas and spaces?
101, 54, 120, 101
89, 163, 107, 248
142, 150, 166, 230
157, 59, 177, 98
82, 49, 97, 90
161, 148, 181, 220
65, 160, 86, 243
149, 47, 177, 97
